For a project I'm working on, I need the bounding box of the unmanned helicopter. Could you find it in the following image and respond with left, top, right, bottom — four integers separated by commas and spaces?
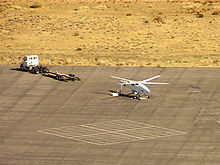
110, 75, 168, 99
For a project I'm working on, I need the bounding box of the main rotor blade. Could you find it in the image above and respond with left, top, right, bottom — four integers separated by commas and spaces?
111, 76, 133, 82
141, 75, 161, 83
144, 82, 169, 85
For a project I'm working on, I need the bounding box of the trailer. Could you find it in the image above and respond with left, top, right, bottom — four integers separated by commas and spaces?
42, 72, 81, 82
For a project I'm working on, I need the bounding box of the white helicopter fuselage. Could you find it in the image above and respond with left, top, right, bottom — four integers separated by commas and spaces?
125, 83, 150, 94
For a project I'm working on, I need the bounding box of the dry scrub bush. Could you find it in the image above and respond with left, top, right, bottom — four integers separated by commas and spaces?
30, 2, 42, 8
212, 10, 220, 15
153, 16, 165, 23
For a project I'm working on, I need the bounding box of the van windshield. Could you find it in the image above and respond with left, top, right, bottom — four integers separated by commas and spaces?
23, 57, 27, 61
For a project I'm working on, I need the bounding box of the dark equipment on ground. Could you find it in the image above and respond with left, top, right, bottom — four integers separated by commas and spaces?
20, 65, 81, 82
42, 72, 81, 82
19, 55, 81, 82
30, 65, 49, 74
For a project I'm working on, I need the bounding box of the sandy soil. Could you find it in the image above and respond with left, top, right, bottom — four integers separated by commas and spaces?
0, 0, 219, 67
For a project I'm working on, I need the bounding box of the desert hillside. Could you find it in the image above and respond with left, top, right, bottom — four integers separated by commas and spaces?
0, 0, 219, 67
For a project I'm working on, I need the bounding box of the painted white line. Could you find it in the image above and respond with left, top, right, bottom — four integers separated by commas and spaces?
82, 125, 145, 140
122, 119, 186, 134
82, 120, 157, 134
84, 119, 148, 130
51, 126, 104, 135
75, 132, 187, 146
121, 126, 185, 135
117, 128, 186, 140
38, 125, 186, 146
83, 124, 185, 138
38, 119, 187, 145
74, 132, 140, 145
39, 128, 107, 139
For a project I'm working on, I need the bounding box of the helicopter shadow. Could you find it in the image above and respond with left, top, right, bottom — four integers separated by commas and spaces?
92, 90, 140, 100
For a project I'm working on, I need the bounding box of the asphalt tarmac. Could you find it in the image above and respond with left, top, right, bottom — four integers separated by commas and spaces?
1, 65, 220, 165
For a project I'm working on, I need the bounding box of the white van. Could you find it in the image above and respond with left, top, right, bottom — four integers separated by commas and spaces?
20, 55, 39, 70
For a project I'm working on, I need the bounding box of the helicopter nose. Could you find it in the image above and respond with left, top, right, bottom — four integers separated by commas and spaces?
145, 86, 150, 93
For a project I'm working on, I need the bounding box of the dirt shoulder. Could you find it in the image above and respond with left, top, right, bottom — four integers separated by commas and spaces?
0, 0, 219, 67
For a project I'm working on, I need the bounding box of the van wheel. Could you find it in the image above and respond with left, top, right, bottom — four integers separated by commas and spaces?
20, 64, 24, 71
29, 66, 33, 70
69, 74, 75, 77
